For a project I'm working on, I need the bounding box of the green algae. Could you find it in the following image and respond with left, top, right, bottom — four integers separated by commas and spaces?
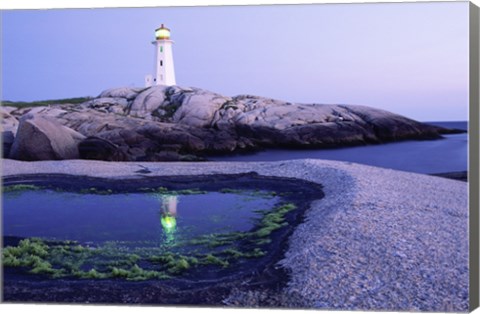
3, 193, 298, 280
203, 254, 229, 268
255, 203, 296, 237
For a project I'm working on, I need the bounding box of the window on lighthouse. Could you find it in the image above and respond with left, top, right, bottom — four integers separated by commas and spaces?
160, 46, 163, 53
160, 60, 163, 66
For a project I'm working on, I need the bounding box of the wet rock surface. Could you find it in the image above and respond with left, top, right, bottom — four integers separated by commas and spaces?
3, 86, 460, 162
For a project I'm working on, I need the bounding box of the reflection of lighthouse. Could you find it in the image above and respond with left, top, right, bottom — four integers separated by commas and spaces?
145, 24, 176, 87
160, 195, 177, 233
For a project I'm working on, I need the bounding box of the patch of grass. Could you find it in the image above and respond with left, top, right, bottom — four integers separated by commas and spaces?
2, 97, 92, 109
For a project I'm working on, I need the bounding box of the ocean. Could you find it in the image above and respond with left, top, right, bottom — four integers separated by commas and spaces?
210, 121, 468, 174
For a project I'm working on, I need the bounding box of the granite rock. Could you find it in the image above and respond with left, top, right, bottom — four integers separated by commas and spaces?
9, 114, 85, 161
5, 85, 453, 161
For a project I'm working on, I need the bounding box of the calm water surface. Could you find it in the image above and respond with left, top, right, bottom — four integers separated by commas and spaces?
3, 189, 278, 246
211, 121, 468, 174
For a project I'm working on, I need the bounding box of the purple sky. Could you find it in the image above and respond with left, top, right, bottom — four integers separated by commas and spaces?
1, 2, 469, 121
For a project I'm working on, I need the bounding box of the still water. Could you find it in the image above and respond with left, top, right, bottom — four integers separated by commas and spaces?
210, 121, 468, 174
3, 187, 284, 278
3, 189, 278, 246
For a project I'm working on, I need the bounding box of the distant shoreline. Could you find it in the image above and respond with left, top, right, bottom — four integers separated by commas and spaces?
430, 171, 468, 182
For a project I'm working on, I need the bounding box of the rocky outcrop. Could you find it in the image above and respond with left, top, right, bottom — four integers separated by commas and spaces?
1, 107, 19, 158
4, 85, 455, 162
9, 114, 85, 161
1, 106, 19, 134
78, 137, 128, 161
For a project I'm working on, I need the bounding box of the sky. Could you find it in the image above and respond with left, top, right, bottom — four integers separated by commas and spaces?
1, 2, 470, 121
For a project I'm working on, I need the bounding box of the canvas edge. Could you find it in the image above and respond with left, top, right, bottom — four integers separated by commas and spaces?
470, 1, 480, 312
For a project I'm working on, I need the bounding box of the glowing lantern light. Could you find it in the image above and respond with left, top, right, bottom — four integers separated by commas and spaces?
161, 215, 177, 232
155, 24, 171, 40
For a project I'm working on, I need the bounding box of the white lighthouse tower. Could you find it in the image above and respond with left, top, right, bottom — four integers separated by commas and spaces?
145, 24, 176, 87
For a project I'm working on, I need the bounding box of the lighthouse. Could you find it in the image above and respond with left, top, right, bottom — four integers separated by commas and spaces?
145, 24, 176, 87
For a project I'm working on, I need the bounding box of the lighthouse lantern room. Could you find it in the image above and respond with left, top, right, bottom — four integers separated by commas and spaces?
145, 24, 176, 87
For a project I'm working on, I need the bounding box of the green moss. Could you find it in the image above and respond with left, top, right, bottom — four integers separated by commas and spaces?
3, 184, 40, 193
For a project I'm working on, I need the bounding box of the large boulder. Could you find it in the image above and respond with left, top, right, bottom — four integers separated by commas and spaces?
129, 85, 170, 118
9, 114, 85, 161
171, 89, 231, 127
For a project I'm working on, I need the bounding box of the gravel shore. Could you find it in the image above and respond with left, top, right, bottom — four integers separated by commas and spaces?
1, 158, 469, 311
